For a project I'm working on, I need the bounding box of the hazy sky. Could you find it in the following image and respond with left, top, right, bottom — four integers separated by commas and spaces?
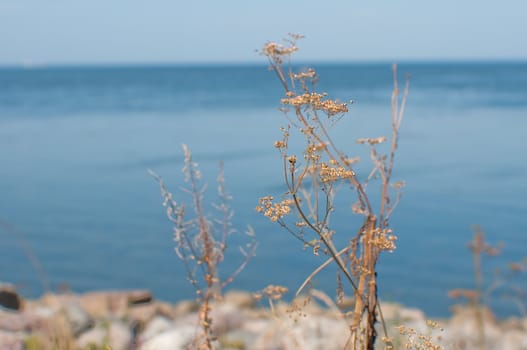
1, 0, 526, 65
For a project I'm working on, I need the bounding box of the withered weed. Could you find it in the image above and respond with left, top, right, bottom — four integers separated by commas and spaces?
151, 145, 257, 350
257, 34, 409, 350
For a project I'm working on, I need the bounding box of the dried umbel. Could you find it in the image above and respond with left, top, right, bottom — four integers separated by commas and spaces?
319, 162, 355, 183
255, 196, 295, 222
281, 92, 349, 117
262, 284, 289, 301
258, 34, 409, 350
395, 321, 445, 350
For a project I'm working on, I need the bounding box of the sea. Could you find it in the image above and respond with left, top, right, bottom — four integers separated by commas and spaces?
0, 63, 526, 318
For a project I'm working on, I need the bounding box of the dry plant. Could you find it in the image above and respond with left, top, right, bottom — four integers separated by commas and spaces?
253, 284, 290, 316
257, 34, 409, 350
150, 145, 257, 350
449, 226, 527, 316
501, 256, 527, 315
24, 313, 76, 350
448, 226, 502, 350
394, 320, 444, 350
252, 285, 305, 348
449, 226, 527, 350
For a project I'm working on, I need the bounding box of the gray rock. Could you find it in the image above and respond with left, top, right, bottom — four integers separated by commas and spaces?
63, 302, 94, 336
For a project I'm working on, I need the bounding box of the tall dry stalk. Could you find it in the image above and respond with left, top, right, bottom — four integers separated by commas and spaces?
257, 34, 409, 350
151, 145, 257, 350
449, 226, 502, 350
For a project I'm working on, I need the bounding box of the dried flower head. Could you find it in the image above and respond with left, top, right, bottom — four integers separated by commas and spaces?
344, 157, 360, 165
256, 196, 295, 222
319, 162, 355, 183
262, 42, 299, 57
356, 136, 388, 145
447, 288, 479, 301
391, 180, 406, 189
281, 92, 348, 117
292, 68, 317, 80
369, 228, 397, 252
274, 140, 286, 149
262, 284, 289, 300
509, 262, 525, 272
397, 324, 444, 350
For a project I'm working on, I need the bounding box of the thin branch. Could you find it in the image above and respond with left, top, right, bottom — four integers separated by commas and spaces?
296, 246, 350, 296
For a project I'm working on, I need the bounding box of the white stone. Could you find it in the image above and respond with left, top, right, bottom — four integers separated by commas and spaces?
77, 327, 106, 349
140, 316, 175, 342
139, 326, 195, 350
108, 321, 133, 350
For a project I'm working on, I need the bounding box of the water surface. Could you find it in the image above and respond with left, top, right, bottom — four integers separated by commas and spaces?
1, 63, 526, 317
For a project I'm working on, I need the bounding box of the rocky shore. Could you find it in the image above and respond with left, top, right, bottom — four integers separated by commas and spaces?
1, 284, 526, 350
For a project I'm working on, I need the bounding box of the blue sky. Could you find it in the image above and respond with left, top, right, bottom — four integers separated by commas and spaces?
1, 0, 526, 65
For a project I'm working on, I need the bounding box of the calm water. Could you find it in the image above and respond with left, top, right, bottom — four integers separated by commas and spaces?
1, 63, 526, 317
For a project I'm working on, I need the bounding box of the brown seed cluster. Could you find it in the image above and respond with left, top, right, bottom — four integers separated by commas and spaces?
291, 68, 316, 80
274, 140, 287, 149
396, 324, 444, 350
262, 42, 299, 57
369, 228, 397, 252
304, 142, 327, 161
281, 92, 348, 117
447, 288, 479, 301
319, 162, 355, 183
256, 196, 294, 222
391, 180, 406, 189
509, 261, 526, 272
343, 157, 360, 165
262, 284, 289, 300
356, 136, 388, 145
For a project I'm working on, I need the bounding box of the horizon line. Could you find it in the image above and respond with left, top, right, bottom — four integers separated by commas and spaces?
1, 58, 527, 70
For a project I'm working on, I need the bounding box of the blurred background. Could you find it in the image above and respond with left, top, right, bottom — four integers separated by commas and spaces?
1, 0, 526, 317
